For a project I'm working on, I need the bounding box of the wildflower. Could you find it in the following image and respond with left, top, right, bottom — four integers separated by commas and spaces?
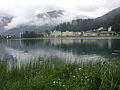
63, 85, 65, 87
78, 68, 82, 70
58, 82, 62, 86
49, 75, 52, 77
73, 75, 76, 78
85, 76, 88, 79
53, 81, 56, 84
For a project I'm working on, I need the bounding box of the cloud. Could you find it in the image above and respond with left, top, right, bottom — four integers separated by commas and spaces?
0, 0, 119, 30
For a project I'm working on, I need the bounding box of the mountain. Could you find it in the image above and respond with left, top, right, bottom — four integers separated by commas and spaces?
0, 15, 13, 33
96, 7, 120, 22
3, 25, 54, 36
55, 7, 120, 32
2, 7, 120, 36
2, 10, 67, 36
37, 10, 65, 18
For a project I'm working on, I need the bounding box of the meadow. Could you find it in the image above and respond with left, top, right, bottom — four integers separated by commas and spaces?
0, 57, 120, 90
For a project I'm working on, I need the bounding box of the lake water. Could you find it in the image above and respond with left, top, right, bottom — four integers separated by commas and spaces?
0, 38, 120, 65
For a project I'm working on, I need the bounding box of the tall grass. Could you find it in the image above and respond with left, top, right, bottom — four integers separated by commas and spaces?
0, 57, 120, 90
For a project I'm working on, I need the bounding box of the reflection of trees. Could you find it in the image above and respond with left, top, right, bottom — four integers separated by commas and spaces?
111, 39, 120, 50
22, 39, 38, 46
44, 39, 119, 56
1, 39, 120, 59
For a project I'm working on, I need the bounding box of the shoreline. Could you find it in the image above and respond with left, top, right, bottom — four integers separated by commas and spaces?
4, 36, 120, 40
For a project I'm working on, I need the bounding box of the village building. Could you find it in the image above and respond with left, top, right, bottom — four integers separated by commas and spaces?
98, 31, 116, 36
108, 26, 112, 32
50, 30, 61, 37
42, 32, 49, 37
74, 32, 82, 36
97, 27, 104, 31
83, 31, 98, 36
61, 31, 74, 37
6, 35, 12, 39
98, 26, 116, 36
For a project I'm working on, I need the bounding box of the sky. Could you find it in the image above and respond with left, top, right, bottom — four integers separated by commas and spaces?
0, 0, 120, 29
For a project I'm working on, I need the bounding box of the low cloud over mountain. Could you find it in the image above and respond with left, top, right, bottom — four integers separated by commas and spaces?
0, 0, 120, 35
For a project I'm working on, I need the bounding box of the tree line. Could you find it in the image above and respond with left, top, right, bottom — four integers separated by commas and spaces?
21, 31, 43, 38
54, 14, 120, 34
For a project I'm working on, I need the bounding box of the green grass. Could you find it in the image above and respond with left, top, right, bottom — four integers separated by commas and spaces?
0, 57, 120, 90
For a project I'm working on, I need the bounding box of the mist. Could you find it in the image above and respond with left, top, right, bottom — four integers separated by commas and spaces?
0, 0, 120, 31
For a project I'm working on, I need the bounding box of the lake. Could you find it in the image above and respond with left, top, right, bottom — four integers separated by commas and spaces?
0, 38, 120, 65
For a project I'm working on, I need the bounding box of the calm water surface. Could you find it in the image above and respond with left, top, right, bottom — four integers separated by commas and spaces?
0, 38, 120, 65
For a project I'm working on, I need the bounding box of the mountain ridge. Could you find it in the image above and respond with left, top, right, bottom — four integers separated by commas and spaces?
1, 7, 120, 36
55, 7, 120, 32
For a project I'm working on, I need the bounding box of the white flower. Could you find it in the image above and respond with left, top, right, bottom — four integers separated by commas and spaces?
78, 68, 82, 70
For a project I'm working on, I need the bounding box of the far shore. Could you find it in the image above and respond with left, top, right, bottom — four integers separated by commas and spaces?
1, 35, 120, 40
2, 36, 120, 40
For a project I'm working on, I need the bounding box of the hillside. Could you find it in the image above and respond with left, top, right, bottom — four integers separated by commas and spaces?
0, 15, 13, 33
1, 7, 120, 36
55, 7, 120, 32
1, 10, 66, 36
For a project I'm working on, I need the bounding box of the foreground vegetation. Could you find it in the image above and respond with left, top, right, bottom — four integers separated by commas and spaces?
0, 57, 120, 90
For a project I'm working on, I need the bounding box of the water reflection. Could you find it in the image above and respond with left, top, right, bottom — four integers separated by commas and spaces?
0, 38, 120, 65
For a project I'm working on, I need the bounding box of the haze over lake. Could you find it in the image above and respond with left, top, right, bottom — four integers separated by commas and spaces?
0, 38, 120, 65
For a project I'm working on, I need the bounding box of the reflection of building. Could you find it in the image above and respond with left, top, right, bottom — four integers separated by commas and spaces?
62, 31, 74, 37
62, 39, 74, 45
82, 39, 97, 45
97, 40, 108, 48
50, 39, 62, 46
108, 39, 112, 49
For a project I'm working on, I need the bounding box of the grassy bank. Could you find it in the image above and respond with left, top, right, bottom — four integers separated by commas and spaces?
0, 58, 120, 90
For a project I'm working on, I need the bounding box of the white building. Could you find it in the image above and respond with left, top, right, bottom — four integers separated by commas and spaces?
74, 32, 82, 36
50, 30, 61, 37
97, 27, 104, 31
83, 31, 98, 36
108, 26, 112, 32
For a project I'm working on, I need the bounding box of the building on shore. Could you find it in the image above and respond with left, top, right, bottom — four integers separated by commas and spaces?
61, 31, 74, 37
45, 26, 117, 38
74, 32, 82, 36
42, 32, 49, 37
98, 31, 116, 36
98, 26, 116, 36
50, 30, 61, 37
83, 31, 98, 36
